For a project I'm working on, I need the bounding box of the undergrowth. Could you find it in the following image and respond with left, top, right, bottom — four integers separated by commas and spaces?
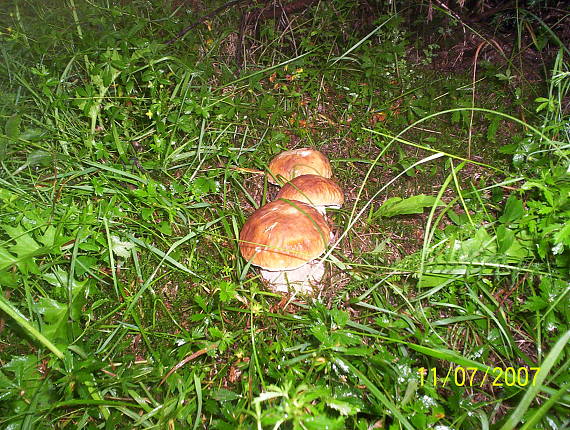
0, 1, 568, 429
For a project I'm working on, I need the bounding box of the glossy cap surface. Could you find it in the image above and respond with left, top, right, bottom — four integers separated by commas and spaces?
276, 175, 344, 209
267, 148, 332, 185
239, 199, 331, 270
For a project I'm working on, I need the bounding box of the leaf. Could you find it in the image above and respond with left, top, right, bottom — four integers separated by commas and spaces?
522, 296, 548, 312
330, 331, 361, 348
0, 295, 65, 359
210, 388, 241, 402
326, 398, 361, 416
192, 177, 217, 197
0, 247, 18, 270
1, 225, 41, 273
310, 323, 330, 344
499, 195, 524, 224
4, 225, 41, 255
301, 414, 345, 430
42, 269, 87, 320
219, 281, 236, 303
486, 115, 500, 143
330, 308, 349, 328
27, 150, 52, 167
34, 298, 67, 324
375, 195, 440, 218
496, 225, 514, 254
37, 225, 57, 247
110, 235, 135, 258
5, 115, 21, 140
156, 221, 172, 236
208, 327, 224, 340
553, 222, 570, 249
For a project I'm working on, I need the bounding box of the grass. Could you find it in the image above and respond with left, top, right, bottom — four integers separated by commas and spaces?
0, 0, 569, 428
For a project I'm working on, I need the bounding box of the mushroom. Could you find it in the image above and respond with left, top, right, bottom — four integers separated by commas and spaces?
276, 174, 344, 215
239, 199, 332, 294
267, 148, 332, 185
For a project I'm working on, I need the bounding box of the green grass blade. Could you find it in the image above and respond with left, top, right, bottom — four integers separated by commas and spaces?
335, 357, 414, 430
0, 295, 64, 359
499, 329, 570, 430
519, 382, 570, 430
193, 373, 203, 430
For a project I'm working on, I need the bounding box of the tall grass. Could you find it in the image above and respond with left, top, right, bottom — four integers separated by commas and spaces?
0, 1, 568, 428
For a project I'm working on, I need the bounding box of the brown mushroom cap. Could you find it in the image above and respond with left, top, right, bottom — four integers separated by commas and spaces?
267, 148, 332, 185
276, 175, 344, 209
239, 199, 331, 271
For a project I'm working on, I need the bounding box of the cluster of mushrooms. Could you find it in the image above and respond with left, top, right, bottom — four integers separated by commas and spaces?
239, 148, 344, 294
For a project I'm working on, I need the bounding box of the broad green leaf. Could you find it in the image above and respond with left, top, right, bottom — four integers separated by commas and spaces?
496, 225, 514, 254
5, 115, 21, 139
301, 414, 345, 430
522, 296, 548, 312
499, 195, 524, 224
219, 280, 237, 302
4, 225, 41, 255
210, 388, 241, 402
326, 398, 360, 416
310, 324, 330, 344
157, 221, 172, 236
0, 295, 64, 359
375, 194, 440, 218
0, 247, 18, 269
27, 150, 52, 167
34, 298, 67, 324
330, 308, 349, 328
110, 235, 135, 258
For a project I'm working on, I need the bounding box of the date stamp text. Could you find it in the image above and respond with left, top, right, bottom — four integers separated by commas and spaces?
418, 366, 541, 388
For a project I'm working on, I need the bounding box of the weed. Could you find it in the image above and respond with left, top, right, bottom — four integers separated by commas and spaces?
0, 1, 568, 428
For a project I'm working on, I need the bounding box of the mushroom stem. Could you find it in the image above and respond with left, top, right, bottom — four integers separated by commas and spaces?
260, 260, 325, 294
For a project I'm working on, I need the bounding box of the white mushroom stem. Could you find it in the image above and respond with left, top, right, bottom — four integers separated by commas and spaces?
313, 204, 342, 216
260, 259, 325, 294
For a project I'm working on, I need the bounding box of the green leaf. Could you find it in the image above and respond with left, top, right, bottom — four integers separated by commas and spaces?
211, 388, 241, 402
553, 222, 570, 248
335, 357, 414, 430
0, 247, 18, 270
5, 115, 21, 140
330, 308, 349, 328
209, 327, 223, 340
156, 221, 172, 236
310, 324, 330, 344
301, 414, 345, 430
34, 298, 67, 324
4, 224, 41, 255
1, 225, 41, 273
486, 115, 500, 142
330, 331, 360, 348
499, 195, 524, 224
326, 398, 360, 416
27, 150, 52, 167
219, 280, 237, 302
0, 295, 65, 359
496, 225, 514, 254
192, 177, 217, 197
110, 235, 135, 258
522, 296, 548, 312
375, 194, 440, 218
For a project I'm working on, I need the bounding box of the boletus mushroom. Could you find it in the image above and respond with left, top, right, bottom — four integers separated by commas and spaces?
239, 199, 331, 293
276, 174, 344, 215
267, 148, 332, 185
